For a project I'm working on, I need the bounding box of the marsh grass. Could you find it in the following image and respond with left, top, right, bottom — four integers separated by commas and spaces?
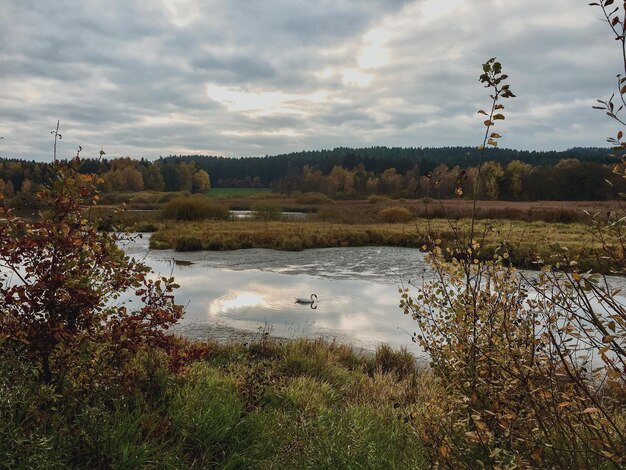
149, 218, 610, 271
162, 196, 230, 221
0, 338, 429, 469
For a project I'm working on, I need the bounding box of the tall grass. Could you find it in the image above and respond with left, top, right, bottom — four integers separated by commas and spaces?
149, 218, 610, 271
0, 339, 430, 468
161, 195, 230, 221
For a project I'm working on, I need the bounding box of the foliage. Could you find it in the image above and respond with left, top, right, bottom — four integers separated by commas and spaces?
380, 206, 411, 223
400, 59, 626, 468
295, 191, 335, 205
0, 158, 183, 384
3, 147, 625, 203
161, 195, 230, 221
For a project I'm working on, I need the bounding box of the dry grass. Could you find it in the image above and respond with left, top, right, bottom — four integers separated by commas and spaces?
149, 217, 611, 271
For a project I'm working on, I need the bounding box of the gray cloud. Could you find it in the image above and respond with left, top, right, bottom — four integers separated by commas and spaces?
0, 0, 621, 161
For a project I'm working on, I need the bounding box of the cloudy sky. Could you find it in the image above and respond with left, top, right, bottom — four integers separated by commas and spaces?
0, 0, 621, 161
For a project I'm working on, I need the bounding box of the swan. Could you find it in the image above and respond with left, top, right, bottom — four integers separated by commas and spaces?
295, 294, 318, 304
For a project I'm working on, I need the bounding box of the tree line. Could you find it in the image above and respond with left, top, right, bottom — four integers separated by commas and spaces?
166, 146, 614, 188
0, 146, 624, 201
0, 157, 210, 203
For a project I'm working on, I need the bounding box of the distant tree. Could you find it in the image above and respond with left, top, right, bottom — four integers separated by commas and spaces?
141, 162, 166, 191
477, 161, 504, 200
176, 162, 194, 192
192, 169, 210, 193
503, 160, 532, 200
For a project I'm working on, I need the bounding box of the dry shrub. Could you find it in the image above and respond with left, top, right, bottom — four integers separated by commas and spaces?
296, 192, 334, 205
380, 207, 411, 223
402, 253, 625, 468
400, 58, 625, 468
368, 195, 390, 204
175, 237, 203, 252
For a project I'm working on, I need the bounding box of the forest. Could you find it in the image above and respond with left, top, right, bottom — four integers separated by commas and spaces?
0, 145, 624, 203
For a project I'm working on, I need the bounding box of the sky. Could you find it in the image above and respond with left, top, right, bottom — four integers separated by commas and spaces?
0, 0, 621, 161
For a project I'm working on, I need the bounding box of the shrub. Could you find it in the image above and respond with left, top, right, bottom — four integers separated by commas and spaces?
296, 192, 334, 205
0, 158, 182, 385
157, 192, 182, 203
401, 58, 625, 469
379, 207, 411, 223
161, 196, 229, 221
367, 195, 390, 204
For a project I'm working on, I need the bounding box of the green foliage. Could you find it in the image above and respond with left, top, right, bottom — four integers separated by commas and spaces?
170, 364, 244, 463
375, 344, 416, 379
161, 195, 230, 221
206, 187, 270, 198
0, 338, 429, 468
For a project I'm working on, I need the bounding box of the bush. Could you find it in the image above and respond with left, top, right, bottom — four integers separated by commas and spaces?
379, 207, 411, 223
161, 196, 229, 221
296, 192, 334, 205
0, 159, 182, 385
368, 195, 390, 204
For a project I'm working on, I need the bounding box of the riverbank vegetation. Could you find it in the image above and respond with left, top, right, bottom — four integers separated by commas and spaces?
1, 336, 431, 469
148, 218, 613, 272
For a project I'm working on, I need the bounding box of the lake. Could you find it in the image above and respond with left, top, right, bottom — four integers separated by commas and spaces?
123, 234, 432, 353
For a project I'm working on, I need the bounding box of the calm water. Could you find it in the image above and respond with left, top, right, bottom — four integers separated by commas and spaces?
123, 235, 433, 352
122, 235, 626, 354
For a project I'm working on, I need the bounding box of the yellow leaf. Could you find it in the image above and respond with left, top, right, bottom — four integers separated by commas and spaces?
583, 407, 599, 414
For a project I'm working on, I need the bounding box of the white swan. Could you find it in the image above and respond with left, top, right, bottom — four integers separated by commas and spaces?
295, 294, 318, 304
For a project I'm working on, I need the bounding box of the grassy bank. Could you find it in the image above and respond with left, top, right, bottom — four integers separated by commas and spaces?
149, 218, 609, 272
1, 338, 431, 469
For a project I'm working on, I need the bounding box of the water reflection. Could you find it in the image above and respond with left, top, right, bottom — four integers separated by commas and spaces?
124, 235, 424, 351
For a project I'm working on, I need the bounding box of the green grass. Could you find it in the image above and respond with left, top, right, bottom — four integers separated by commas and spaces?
206, 188, 271, 198
0, 339, 430, 469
